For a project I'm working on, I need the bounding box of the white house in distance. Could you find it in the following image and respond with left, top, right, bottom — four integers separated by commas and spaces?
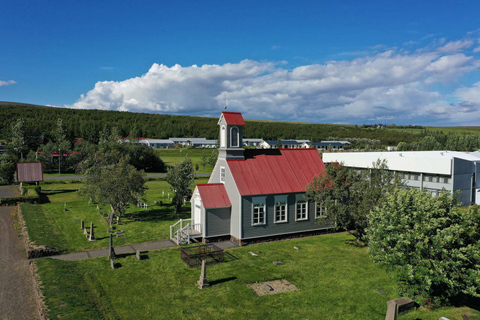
323, 151, 480, 206
171, 112, 331, 245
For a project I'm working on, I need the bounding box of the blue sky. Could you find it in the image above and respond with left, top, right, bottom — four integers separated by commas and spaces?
1, 0, 480, 126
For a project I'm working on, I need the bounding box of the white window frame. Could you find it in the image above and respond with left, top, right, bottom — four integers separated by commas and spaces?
296, 200, 308, 221
252, 197, 266, 226
220, 125, 226, 148
230, 126, 239, 147
220, 167, 226, 183
315, 202, 326, 219
274, 196, 288, 223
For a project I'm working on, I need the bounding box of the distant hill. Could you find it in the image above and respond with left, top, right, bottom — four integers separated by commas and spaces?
0, 101, 420, 146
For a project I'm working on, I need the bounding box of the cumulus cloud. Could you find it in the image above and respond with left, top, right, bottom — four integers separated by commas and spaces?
69, 39, 480, 125
0, 80, 16, 86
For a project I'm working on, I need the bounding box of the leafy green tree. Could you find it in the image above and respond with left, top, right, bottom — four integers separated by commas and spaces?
276, 139, 282, 149
208, 150, 218, 167
397, 141, 408, 151
306, 160, 401, 241
78, 149, 146, 224
0, 153, 17, 184
367, 188, 480, 305
306, 162, 358, 232
166, 156, 195, 216
9, 118, 28, 159
351, 159, 402, 241
200, 151, 208, 170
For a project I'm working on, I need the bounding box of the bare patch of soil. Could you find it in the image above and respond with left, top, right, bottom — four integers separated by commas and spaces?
249, 279, 299, 296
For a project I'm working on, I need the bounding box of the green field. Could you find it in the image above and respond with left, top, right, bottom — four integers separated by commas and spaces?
21, 178, 208, 253
19, 179, 480, 319
35, 232, 480, 319
155, 147, 216, 173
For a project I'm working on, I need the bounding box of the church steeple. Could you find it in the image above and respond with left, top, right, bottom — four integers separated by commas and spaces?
218, 112, 245, 160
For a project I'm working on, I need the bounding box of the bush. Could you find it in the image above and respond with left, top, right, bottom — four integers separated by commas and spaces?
367, 188, 480, 306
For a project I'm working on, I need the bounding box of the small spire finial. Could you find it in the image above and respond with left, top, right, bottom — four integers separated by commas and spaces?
224, 93, 227, 110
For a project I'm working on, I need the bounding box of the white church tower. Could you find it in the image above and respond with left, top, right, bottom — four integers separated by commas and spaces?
217, 112, 245, 160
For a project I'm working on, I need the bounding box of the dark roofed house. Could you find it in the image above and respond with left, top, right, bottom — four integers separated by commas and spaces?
171, 112, 332, 245
312, 141, 351, 151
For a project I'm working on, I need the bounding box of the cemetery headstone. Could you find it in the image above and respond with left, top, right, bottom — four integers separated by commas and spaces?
197, 259, 209, 289
89, 222, 95, 241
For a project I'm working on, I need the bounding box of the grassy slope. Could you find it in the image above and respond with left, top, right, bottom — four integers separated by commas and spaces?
35, 232, 480, 319
21, 178, 209, 253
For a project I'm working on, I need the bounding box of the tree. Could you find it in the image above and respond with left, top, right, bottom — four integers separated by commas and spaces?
0, 153, 17, 184
367, 188, 480, 305
166, 156, 195, 216
9, 118, 28, 159
305, 162, 358, 232
208, 150, 217, 167
306, 160, 401, 241
350, 159, 402, 241
78, 150, 146, 224
200, 151, 208, 170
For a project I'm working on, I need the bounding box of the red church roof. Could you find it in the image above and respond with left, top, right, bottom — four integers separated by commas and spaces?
222, 112, 246, 126
227, 149, 325, 196
197, 183, 232, 208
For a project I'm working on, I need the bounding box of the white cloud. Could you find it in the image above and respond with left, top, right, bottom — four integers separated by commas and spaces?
69, 40, 480, 125
0, 80, 16, 86
437, 40, 473, 53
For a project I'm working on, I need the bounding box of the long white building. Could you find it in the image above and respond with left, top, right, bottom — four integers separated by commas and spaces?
323, 151, 480, 206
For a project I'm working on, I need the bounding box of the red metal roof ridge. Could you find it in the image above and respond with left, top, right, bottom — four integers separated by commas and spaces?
197, 183, 224, 186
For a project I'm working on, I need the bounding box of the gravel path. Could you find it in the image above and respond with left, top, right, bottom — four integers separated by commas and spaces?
0, 186, 40, 320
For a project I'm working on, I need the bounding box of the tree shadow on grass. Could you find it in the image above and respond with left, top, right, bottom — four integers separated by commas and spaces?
126, 207, 191, 222
42, 189, 79, 196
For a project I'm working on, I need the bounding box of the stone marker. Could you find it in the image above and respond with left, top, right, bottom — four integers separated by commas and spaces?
81, 220, 84, 230
197, 259, 209, 289
439, 317, 451, 320
385, 297, 415, 320
110, 259, 115, 269
89, 222, 96, 241
273, 261, 284, 265
248, 251, 258, 256
136, 250, 141, 260
294, 246, 301, 250
108, 232, 116, 259
64, 202, 67, 211
162, 191, 164, 197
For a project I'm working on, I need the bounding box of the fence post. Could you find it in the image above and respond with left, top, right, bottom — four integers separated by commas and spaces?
170, 225, 172, 239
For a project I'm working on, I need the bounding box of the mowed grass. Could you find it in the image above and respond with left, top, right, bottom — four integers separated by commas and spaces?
21, 178, 209, 253
35, 232, 480, 320
155, 148, 216, 173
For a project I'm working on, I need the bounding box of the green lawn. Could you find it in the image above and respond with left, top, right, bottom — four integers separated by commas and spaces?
35, 232, 480, 319
155, 148, 216, 173
21, 178, 209, 253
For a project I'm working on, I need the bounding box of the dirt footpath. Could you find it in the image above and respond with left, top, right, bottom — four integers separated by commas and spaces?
0, 186, 40, 320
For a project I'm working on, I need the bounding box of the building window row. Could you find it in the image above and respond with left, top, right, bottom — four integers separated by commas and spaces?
422, 174, 450, 184
252, 198, 326, 225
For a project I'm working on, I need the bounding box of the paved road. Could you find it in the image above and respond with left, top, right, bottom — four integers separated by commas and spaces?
0, 186, 40, 320
44, 173, 211, 180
